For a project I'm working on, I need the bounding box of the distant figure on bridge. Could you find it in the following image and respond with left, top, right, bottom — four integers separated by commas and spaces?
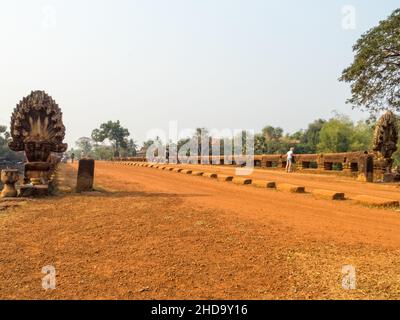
286, 147, 295, 173
71, 152, 75, 164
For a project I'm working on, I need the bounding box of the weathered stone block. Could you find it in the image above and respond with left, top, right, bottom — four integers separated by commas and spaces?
252, 180, 276, 189
217, 173, 233, 181
232, 177, 252, 185
203, 172, 217, 179
217, 174, 234, 182
76, 159, 95, 193
180, 169, 193, 174
277, 183, 305, 193
312, 189, 345, 200
352, 195, 399, 207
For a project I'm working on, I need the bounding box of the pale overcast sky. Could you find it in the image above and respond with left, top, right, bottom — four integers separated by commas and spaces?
0, 0, 399, 148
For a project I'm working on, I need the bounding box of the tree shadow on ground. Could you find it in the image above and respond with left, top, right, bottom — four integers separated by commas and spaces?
86, 190, 209, 199
54, 188, 210, 200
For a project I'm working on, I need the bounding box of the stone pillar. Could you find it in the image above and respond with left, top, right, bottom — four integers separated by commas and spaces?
317, 154, 324, 170
342, 161, 351, 175
76, 159, 95, 192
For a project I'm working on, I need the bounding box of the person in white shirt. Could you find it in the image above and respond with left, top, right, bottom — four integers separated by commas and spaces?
286, 147, 295, 173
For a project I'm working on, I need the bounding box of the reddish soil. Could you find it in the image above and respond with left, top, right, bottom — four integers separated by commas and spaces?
0, 162, 400, 299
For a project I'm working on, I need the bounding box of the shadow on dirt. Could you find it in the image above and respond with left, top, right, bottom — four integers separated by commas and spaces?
84, 190, 209, 199
53, 187, 210, 200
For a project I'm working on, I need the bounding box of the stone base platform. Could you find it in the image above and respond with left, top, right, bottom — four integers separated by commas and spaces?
19, 185, 49, 197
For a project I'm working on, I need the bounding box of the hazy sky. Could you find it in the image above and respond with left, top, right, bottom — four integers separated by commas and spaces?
0, 0, 399, 148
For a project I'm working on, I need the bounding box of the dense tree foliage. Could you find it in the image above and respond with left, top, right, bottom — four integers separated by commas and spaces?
75, 137, 93, 157
73, 136, 137, 160
252, 115, 372, 156
0, 125, 9, 157
340, 9, 400, 113
0, 125, 24, 161
72, 114, 388, 161
0, 113, 393, 163
91, 120, 130, 157
69, 121, 136, 160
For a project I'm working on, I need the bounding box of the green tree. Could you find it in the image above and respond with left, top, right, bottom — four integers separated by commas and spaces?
75, 137, 93, 157
340, 9, 400, 113
92, 145, 114, 160
349, 121, 373, 151
91, 120, 130, 157
317, 116, 354, 153
142, 139, 156, 151
193, 127, 209, 156
300, 119, 326, 153
0, 125, 23, 161
262, 126, 283, 141
122, 138, 138, 157
233, 130, 252, 155
390, 116, 400, 166
259, 126, 286, 154
139, 137, 165, 158
177, 137, 191, 157
0, 125, 9, 158
254, 133, 267, 155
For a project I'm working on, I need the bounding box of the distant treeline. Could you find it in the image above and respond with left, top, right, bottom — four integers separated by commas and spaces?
0, 125, 23, 162
67, 113, 400, 165
2, 113, 400, 165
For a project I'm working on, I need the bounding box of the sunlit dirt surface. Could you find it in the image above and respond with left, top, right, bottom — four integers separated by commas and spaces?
0, 162, 400, 299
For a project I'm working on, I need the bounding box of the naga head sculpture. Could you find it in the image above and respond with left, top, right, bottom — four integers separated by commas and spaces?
373, 111, 398, 159
8, 91, 68, 162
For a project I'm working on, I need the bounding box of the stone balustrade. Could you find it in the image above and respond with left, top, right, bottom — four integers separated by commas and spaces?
114, 151, 389, 182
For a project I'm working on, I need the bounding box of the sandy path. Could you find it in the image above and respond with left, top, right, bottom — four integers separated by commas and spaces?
0, 162, 399, 299
102, 162, 400, 247
149, 162, 400, 200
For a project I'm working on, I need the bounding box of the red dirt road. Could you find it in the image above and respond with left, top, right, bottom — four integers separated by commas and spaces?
1, 162, 400, 299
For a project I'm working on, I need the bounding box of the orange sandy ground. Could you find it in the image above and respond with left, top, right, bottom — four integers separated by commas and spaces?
0, 162, 400, 300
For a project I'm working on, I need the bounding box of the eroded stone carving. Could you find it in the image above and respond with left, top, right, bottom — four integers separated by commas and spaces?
373, 111, 398, 181
0, 169, 19, 198
8, 91, 67, 190
76, 159, 95, 192
373, 111, 398, 159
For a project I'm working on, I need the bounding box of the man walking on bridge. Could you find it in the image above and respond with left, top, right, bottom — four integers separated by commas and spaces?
286, 147, 295, 173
